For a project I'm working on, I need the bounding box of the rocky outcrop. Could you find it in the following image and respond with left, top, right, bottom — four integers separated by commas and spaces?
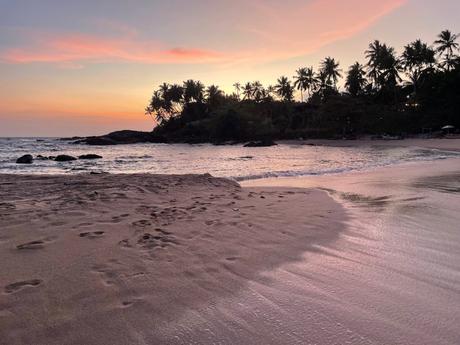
54, 155, 77, 162
74, 130, 155, 146
16, 155, 33, 164
78, 154, 103, 160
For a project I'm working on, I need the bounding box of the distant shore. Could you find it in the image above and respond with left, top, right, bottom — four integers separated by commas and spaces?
280, 137, 460, 152
65, 129, 460, 151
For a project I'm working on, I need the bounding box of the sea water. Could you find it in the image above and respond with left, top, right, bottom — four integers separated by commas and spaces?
0, 137, 458, 180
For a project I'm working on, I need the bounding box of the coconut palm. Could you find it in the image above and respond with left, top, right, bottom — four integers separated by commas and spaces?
402, 40, 435, 72
294, 67, 308, 102
434, 30, 459, 71
294, 68, 317, 101
242, 82, 253, 100
401, 40, 435, 95
233, 82, 241, 99
366, 41, 401, 91
365, 40, 384, 87
205, 85, 224, 107
320, 57, 342, 89
183, 80, 205, 103
275, 76, 294, 101
252, 81, 264, 102
265, 85, 276, 100
345, 62, 367, 97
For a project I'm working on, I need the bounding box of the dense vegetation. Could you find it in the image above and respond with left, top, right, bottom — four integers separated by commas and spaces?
145, 30, 460, 143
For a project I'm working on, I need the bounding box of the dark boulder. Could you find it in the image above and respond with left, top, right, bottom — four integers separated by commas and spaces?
243, 139, 277, 147
36, 155, 50, 160
54, 155, 77, 162
81, 137, 118, 146
76, 130, 155, 146
78, 154, 103, 160
16, 154, 33, 164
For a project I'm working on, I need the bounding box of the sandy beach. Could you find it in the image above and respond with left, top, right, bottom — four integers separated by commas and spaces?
0, 173, 346, 345
1, 144, 459, 344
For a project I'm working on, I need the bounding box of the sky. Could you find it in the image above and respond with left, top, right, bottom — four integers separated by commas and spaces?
0, 0, 459, 137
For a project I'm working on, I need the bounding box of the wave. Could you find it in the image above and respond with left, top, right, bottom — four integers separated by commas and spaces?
233, 152, 459, 182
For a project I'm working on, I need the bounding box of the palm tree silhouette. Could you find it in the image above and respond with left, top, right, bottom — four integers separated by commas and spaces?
183, 80, 204, 103
320, 57, 342, 89
252, 81, 264, 102
294, 67, 308, 102
401, 40, 435, 95
345, 62, 367, 97
275, 76, 294, 101
434, 30, 459, 71
242, 82, 253, 100
233, 82, 241, 100
365, 40, 383, 88
206, 85, 223, 107
366, 42, 401, 91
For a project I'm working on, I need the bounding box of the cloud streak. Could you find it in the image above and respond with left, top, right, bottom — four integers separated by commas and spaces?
1, 33, 221, 65
0, 0, 406, 67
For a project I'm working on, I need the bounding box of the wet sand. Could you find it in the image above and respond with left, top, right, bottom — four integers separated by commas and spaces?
243, 158, 460, 345
1, 156, 459, 344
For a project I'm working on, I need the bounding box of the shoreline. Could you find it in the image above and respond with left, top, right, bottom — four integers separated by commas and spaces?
279, 137, 460, 152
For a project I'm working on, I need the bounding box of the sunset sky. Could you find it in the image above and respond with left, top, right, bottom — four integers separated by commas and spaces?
1, 0, 459, 137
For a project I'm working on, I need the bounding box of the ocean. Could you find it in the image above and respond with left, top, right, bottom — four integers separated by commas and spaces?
0, 137, 459, 180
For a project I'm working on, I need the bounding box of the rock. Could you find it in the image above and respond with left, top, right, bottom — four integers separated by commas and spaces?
16, 154, 33, 164
36, 155, 50, 160
80, 137, 118, 146
54, 155, 77, 162
76, 130, 155, 146
78, 154, 103, 160
243, 139, 277, 147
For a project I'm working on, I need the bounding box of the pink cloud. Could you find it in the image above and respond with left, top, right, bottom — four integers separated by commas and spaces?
1, 33, 222, 65
239, 0, 407, 60
0, 0, 406, 67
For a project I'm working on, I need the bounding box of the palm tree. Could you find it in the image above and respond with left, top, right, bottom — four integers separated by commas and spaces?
275, 76, 294, 101
266, 85, 276, 101
206, 85, 223, 107
233, 82, 241, 100
252, 81, 264, 102
365, 40, 385, 88
366, 41, 401, 91
434, 30, 459, 71
345, 62, 367, 97
183, 80, 204, 103
304, 67, 317, 100
294, 67, 308, 102
320, 57, 342, 89
242, 82, 253, 100
402, 40, 435, 71
401, 40, 435, 95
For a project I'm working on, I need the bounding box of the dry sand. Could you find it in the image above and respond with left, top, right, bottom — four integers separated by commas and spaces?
0, 173, 345, 345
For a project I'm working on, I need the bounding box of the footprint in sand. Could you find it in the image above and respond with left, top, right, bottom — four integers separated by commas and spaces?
16, 240, 45, 250
16, 236, 57, 250
0, 202, 16, 211
132, 219, 152, 227
79, 231, 105, 239
4, 279, 42, 294
119, 228, 176, 250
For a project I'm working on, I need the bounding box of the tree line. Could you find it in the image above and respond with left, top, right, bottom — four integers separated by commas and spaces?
146, 30, 460, 142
